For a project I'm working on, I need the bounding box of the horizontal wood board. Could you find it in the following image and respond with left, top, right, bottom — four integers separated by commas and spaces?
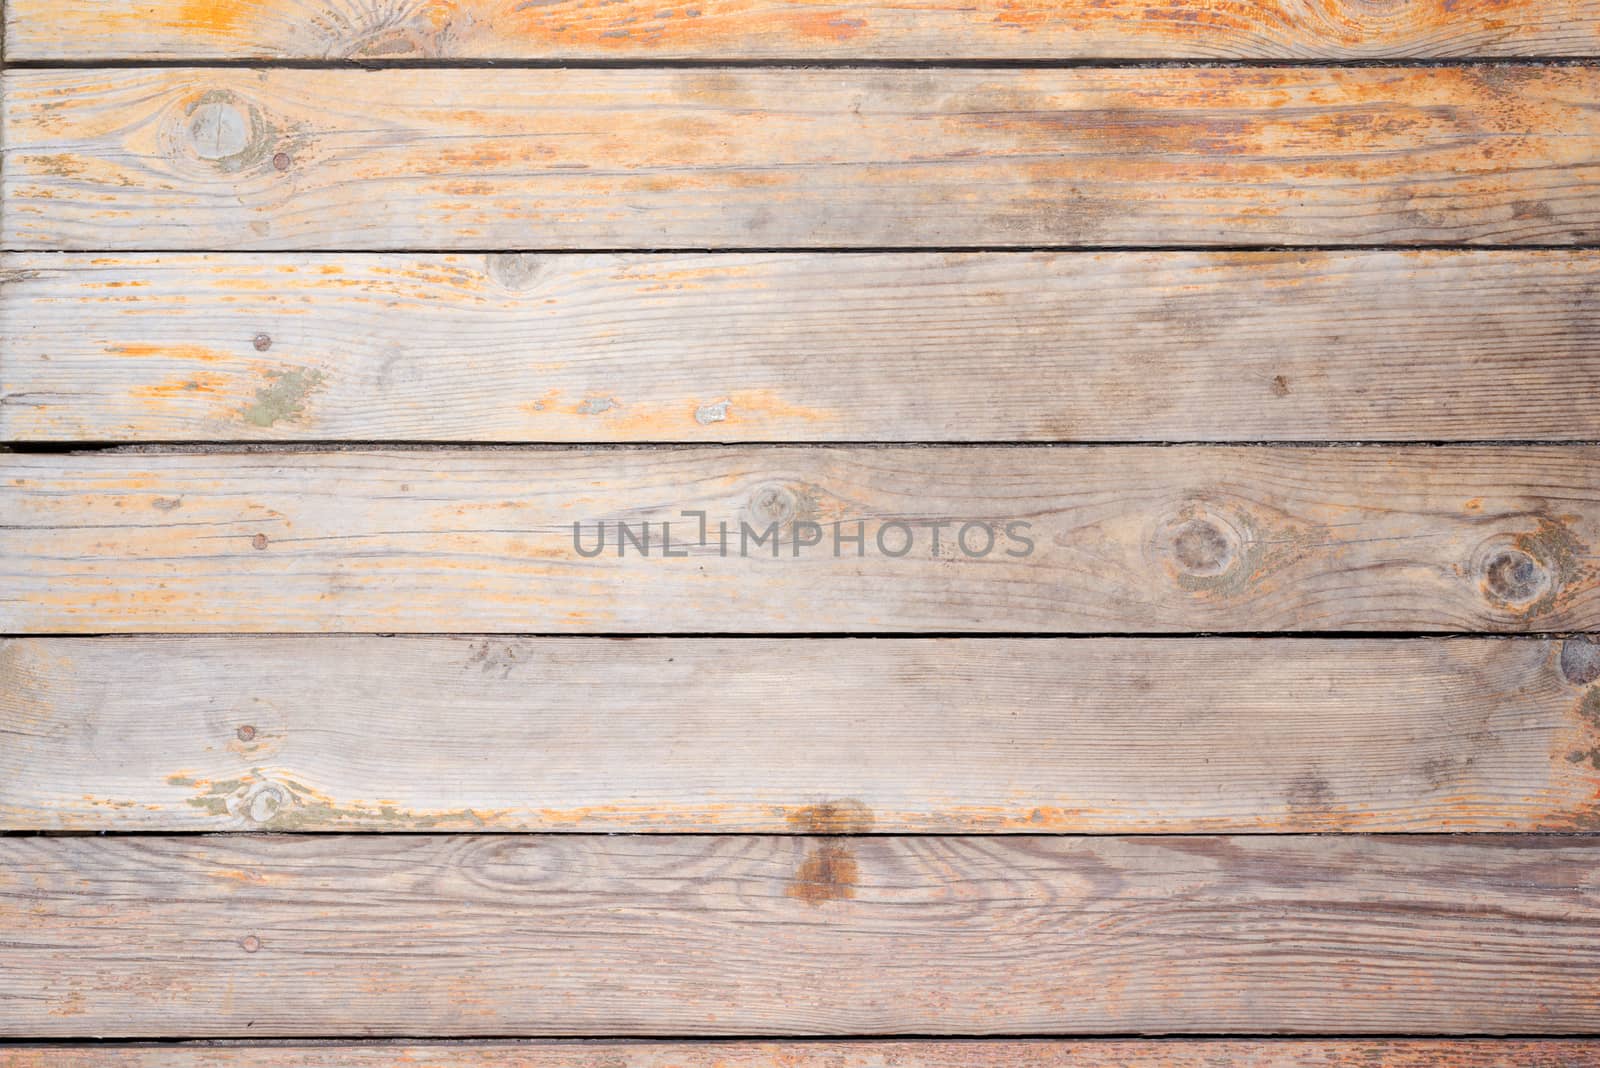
6, 834, 1600, 1035
4, 446, 1598, 633
5, 1041, 1600, 1067
6, 67, 1600, 249
9, 0, 1600, 60
6, 250, 1600, 443
5, 635, 1600, 832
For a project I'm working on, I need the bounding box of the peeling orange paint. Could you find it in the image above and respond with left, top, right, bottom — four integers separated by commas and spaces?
109, 343, 228, 363
172, 0, 256, 34
130, 371, 230, 399
789, 11, 870, 41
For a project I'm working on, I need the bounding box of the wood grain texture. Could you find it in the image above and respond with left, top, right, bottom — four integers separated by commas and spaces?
7, 250, 1600, 443
5, 834, 1600, 1035
9, 0, 1600, 60
6, 67, 1599, 250
5, 1041, 1600, 1068
6, 635, 1600, 833
4, 446, 1598, 633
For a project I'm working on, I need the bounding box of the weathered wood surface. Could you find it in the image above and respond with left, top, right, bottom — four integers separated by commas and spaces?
6, 67, 1599, 250
5, 834, 1600, 1035
5, 635, 1600, 833
8, 250, 1600, 443
4, 446, 1598, 633
10, 0, 1600, 60
5, 1041, 1600, 1068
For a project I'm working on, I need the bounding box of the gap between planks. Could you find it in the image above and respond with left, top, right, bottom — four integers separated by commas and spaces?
3, 1040, 1600, 1066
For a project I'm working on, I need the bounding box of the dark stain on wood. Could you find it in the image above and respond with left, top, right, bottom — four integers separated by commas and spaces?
787, 842, 858, 905
785, 800, 874, 835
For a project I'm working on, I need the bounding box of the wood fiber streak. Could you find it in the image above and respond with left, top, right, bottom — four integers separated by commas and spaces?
3, 447, 1598, 633
6, 636, 1600, 833
4, 1040, 1600, 1068
6, 251, 1600, 443
9, 0, 1600, 60
5, 835, 1600, 1036
5, 67, 1599, 249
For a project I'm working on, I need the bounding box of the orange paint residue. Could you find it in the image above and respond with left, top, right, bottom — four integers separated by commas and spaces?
790, 10, 870, 41
131, 371, 231, 399
517, 387, 837, 438
992, 0, 1051, 26
109, 343, 229, 363
496, 0, 752, 52
174, 0, 257, 34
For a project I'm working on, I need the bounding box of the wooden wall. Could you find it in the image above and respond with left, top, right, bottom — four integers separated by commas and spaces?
3, 0, 1600, 1063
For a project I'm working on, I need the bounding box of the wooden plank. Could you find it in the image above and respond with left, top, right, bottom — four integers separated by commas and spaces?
5, 1041, 1600, 1068
7, 250, 1600, 443
6, 67, 1599, 250
4, 834, 1600, 1035
6, 635, 1600, 833
9, 0, 1600, 61
4, 446, 1598, 633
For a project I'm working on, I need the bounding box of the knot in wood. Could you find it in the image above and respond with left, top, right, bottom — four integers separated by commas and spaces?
747, 484, 798, 526
1481, 547, 1550, 607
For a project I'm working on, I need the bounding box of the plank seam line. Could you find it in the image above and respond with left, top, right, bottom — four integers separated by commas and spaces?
5, 1032, 1600, 1044
1, 630, 1594, 638
3, 630, 1588, 638
2, 631, 1594, 639
5, 57, 1600, 71
9, 440, 1600, 454
8, 830, 1600, 839
9, 245, 1600, 255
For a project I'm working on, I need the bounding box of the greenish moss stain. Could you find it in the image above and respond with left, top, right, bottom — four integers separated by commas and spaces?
185, 794, 231, 816
178, 775, 249, 817
171, 771, 499, 830
1579, 688, 1600, 729
242, 368, 327, 428
1563, 689, 1600, 771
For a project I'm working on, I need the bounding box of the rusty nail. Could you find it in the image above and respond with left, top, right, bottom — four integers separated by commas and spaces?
272, 152, 291, 172
240, 935, 261, 953
253, 333, 272, 351
237, 725, 257, 742
251, 534, 269, 550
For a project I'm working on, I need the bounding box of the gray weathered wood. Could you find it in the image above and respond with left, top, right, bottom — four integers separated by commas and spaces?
5, 635, 1600, 833
6, 251, 1600, 443
6, 67, 1599, 250
5, 1040, 1599, 1067
5, 834, 1600, 1035
3, 446, 1597, 633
